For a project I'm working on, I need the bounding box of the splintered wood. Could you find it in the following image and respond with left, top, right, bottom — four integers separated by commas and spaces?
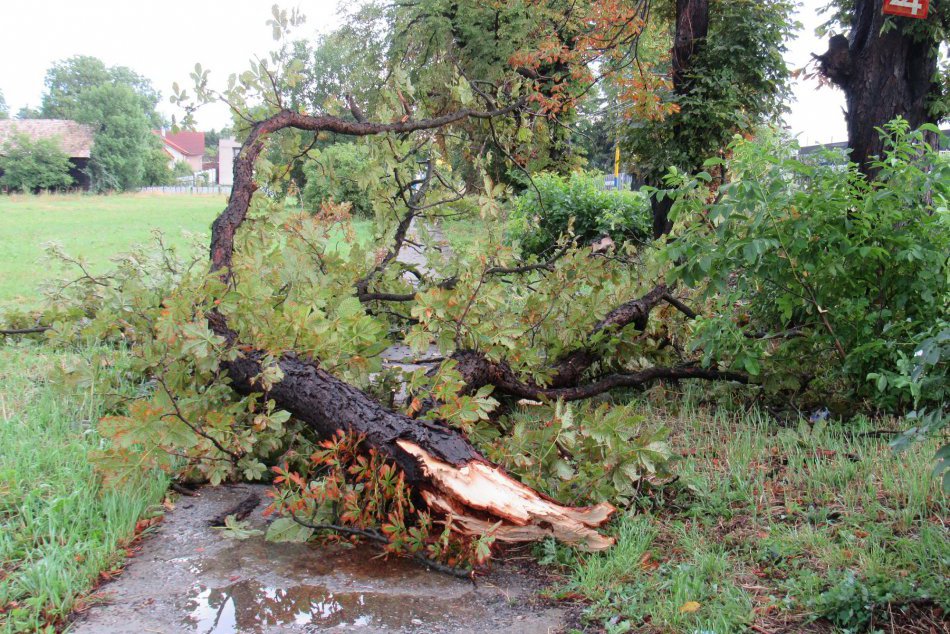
397, 440, 616, 551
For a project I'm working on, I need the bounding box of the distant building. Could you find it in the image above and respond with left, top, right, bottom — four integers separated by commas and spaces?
0, 119, 96, 190
154, 130, 205, 172
217, 138, 241, 186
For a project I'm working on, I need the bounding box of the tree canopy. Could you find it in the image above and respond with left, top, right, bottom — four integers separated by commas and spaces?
41, 55, 164, 128
74, 83, 156, 191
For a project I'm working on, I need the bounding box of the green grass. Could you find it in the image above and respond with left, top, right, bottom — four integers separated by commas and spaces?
0, 194, 377, 312
0, 344, 168, 633
0, 194, 226, 310
556, 394, 949, 633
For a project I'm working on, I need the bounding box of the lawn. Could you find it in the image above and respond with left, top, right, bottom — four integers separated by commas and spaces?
0, 194, 375, 311
0, 343, 168, 633
553, 392, 949, 633
0, 194, 226, 310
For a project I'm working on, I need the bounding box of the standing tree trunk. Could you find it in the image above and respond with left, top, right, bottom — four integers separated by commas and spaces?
651, 0, 710, 238
817, 0, 942, 173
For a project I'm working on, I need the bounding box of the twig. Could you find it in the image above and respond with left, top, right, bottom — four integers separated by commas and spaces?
289, 514, 474, 579
0, 326, 49, 336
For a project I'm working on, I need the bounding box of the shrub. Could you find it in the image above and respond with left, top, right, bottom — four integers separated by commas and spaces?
301, 142, 375, 218
663, 121, 949, 414
171, 160, 193, 179
507, 172, 651, 256
0, 133, 74, 192
142, 134, 174, 186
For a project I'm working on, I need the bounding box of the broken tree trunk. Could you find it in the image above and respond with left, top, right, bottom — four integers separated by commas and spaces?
206, 105, 615, 551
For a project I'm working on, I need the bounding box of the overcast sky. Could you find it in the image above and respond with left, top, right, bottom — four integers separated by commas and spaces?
1, 1, 847, 144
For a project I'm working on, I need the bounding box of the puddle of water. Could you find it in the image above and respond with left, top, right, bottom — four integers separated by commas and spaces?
183, 579, 457, 633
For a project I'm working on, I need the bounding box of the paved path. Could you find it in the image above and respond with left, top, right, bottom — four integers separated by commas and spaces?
380, 219, 451, 397
70, 486, 569, 634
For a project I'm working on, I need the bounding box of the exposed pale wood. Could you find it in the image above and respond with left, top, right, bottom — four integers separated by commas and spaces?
398, 440, 616, 551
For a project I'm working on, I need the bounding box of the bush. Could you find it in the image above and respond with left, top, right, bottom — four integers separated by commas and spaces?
507, 172, 651, 256
664, 121, 949, 413
301, 143, 375, 218
142, 134, 173, 186
0, 133, 74, 192
171, 160, 193, 179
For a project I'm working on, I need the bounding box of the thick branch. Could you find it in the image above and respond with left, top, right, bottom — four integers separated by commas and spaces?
451, 349, 746, 402
211, 102, 522, 274
545, 283, 671, 388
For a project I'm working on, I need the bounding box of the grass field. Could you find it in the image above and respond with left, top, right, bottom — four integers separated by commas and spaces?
0, 344, 168, 633
554, 393, 949, 633
0, 194, 226, 310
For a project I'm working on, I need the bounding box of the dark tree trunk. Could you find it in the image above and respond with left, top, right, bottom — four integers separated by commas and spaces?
817, 0, 941, 173
209, 318, 615, 550
651, 0, 710, 238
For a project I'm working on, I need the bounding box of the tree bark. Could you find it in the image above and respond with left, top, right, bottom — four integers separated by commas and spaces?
817, 0, 941, 173
651, 0, 710, 238
206, 105, 615, 551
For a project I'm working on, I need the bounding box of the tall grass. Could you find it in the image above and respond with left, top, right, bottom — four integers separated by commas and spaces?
0, 345, 167, 633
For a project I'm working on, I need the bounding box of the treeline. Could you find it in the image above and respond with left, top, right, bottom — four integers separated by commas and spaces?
0, 56, 174, 193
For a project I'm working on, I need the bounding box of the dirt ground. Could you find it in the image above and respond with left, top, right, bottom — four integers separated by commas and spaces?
69, 485, 572, 634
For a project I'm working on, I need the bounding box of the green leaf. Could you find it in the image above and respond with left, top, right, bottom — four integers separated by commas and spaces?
265, 517, 313, 543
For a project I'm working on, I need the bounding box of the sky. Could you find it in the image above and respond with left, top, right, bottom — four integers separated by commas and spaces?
0, 0, 847, 144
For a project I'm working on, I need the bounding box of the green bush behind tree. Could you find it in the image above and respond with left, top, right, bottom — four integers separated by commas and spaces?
301, 143, 376, 218
507, 172, 651, 256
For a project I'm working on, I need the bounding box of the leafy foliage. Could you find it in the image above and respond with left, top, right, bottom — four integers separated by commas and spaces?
811, 570, 948, 632
0, 133, 74, 192
471, 400, 674, 507
75, 83, 157, 191
301, 143, 376, 218
623, 0, 795, 183
507, 172, 651, 256
40, 55, 164, 128
889, 321, 950, 492
662, 121, 949, 413
266, 431, 495, 572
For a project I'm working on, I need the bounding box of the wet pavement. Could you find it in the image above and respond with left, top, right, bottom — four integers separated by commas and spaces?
69, 485, 569, 634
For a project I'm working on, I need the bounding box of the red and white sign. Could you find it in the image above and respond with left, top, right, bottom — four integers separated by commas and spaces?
883, 0, 929, 19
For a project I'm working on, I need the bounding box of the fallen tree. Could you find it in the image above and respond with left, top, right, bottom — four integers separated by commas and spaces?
206, 105, 619, 551
201, 92, 759, 553
4, 4, 764, 567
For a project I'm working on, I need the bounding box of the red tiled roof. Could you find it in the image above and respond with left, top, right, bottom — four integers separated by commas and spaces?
155, 130, 205, 156
0, 119, 95, 158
